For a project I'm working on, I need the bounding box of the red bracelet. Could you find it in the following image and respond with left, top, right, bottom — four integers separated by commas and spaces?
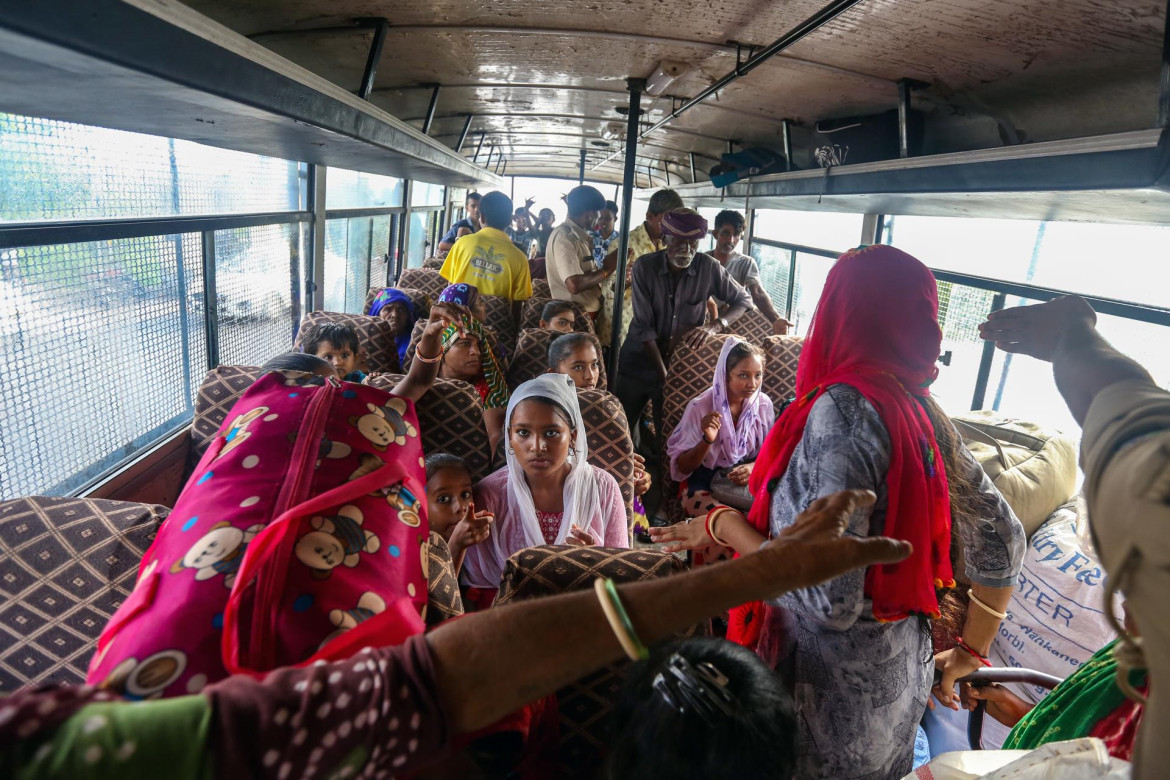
954, 636, 992, 667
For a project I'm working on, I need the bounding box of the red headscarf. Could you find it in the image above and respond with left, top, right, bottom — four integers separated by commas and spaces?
728, 245, 954, 648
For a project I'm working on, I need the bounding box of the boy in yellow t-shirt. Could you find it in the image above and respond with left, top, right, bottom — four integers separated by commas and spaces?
440, 191, 533, 309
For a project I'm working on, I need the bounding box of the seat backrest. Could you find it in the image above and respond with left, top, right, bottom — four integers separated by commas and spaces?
494, 545, 700, 776
726, 309, 774, 346
481, 293, 517, 351
578, 387, 634, 526
761, 335, 802, 406
365, 373, 494, 482
0, 496, 169, 692
518, 297, 594, 334
293, 311, 402, 374
188, 365, 264, 475
424, 531, 465, 628
363, 286, 432, 318
422, 256, 444, 270
396, 268, 449, 303
506, 328, 609, 391
659, 334, 741, 522
531, 278, 551, 298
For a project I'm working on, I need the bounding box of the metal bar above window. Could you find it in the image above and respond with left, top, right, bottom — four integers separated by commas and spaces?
0, 211, 312, 249
324, 207, 408, 220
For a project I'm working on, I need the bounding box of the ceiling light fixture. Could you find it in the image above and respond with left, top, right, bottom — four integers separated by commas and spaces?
644, 61, 689, 96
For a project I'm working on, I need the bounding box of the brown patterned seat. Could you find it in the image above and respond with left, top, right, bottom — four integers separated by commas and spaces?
518, 297, 595, 334
531, 278, 551, 298
293, 311, 402, 374
506, 328, 608, 391
424, 531, 464, 628
187, 365, 264, 476
481, 293, 518, 351
659, 334, 742, 523
363, 286, 432, 318
397, 268, 449, 303
659, 334, 802, 522
0, 497, 169, 692
578, 388, 634, 528
726, 309, 775, 347
761, 335, 803, 406
494, 545, 699, 777
422, 256, 445, 270
366, 374, 494, 482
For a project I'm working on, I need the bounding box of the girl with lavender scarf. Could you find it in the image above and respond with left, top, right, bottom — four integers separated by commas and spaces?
666, 338, 774, 517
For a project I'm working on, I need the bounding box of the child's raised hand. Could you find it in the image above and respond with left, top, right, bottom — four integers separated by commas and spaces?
566, 523, 596, 547
632, 452, 652, 497
427, 302, 468, 336
450, 504, 492, 551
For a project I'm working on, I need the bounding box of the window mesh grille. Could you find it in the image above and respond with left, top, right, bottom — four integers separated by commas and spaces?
0, 114, 302, 222
213, 224, 299, 367
0, 234, 206, 499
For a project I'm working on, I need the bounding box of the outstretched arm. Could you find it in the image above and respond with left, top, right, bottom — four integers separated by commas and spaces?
978, 296, 1153, 426
429, 489, 907, 733
391, 303, 466, 403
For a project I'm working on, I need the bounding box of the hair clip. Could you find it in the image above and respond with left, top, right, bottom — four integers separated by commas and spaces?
651, 653, 737, 724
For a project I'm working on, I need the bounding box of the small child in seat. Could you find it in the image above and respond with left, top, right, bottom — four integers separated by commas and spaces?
424, 453, 493, 575
539, 300, 576, 334
302, 322, 366, 382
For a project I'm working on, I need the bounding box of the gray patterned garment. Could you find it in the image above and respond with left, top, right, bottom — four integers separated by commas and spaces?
766, 384, 1024, 780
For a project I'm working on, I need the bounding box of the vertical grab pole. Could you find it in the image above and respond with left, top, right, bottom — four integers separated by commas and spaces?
578, 149, 587, 185
607, 77, 645, 391
421, 84, 441, 135
971, 292, 1007, 410
1159, 0, 1170, 128
781, 119, 793, 171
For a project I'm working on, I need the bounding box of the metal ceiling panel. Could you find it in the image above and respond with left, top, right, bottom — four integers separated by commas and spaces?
36, 0, 1165, 188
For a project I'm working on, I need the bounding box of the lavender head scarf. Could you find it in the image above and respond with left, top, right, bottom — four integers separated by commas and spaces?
665, 337, 775, 482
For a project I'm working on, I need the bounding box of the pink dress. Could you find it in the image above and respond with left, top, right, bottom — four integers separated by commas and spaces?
462, 466, 629, 589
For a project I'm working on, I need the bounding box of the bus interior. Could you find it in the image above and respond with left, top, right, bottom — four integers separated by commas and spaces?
1, 0, 1169, 776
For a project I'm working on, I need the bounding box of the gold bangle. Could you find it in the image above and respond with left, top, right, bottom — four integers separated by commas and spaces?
414, 346, 443, 364
706, 506, 734, 548
967, 588, 1008, 620
594, 578, 650, 661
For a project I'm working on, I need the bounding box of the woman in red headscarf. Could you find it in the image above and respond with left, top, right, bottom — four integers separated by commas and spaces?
651, 245, 1025, 779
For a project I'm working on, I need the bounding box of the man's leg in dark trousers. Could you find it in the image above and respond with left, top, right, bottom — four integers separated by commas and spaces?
615, 348, 665, 517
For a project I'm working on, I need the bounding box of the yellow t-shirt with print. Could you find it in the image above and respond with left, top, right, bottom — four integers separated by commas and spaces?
439, 227, 533, 302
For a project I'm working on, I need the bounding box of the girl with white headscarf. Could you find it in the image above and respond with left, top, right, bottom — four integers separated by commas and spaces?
461, 374, 629, 595
666, 337, 774, 515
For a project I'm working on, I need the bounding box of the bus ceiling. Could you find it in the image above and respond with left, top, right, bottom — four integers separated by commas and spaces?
1, 0, 1167, 220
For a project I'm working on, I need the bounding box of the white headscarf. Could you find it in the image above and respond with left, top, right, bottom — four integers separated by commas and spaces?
470, 374, 603, 583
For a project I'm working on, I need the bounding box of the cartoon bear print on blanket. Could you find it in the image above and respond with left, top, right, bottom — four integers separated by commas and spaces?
216, 406, 270, 460
319, 591, 386, 648
100, 649, 188, 700
295, 505, 381, 579
350, 400, 418, 450
170, 522, 265, 588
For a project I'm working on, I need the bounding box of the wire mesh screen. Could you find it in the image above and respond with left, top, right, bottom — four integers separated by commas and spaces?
323, 217, 393, 313
0, 235, 206, 499
1, 113, 302, 222
788, 253, 833, 335
754, 243, 793, 320
214, 224, 299, 366
931, 282, 997, 414
369, 216, 392, 290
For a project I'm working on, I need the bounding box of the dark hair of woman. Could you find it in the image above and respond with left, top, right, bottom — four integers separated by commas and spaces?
724, 341, 765, 379
605, 637, 797, 780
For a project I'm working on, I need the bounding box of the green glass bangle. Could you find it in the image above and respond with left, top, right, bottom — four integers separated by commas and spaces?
601, 578, 650, 661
